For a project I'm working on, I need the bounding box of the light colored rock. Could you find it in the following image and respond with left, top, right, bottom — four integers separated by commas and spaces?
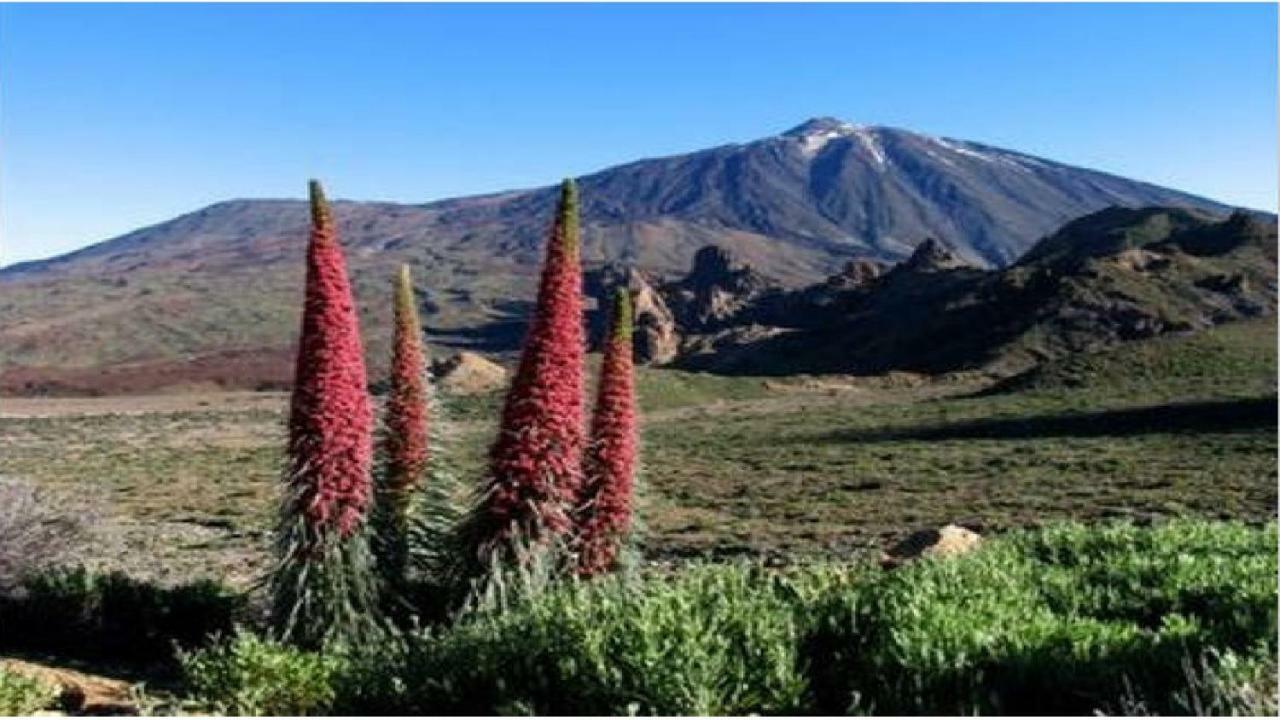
1113, 247, 1169, 273
677, 324, 791, 364
880, 370, 929, 388
882, 524, 983, 567
618, 268, 680, 365
430, 351, 509, 394
632, 290, 680, 365
589, 265, 680, 365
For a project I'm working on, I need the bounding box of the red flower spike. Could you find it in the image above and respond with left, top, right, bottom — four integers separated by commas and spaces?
477, 179, 586, 558
285, 179, 375, 541
383, 264, 430, 508
577, 288, 638, 576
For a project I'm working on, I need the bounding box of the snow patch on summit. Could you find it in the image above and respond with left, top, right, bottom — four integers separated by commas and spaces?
796, 128, 849, 157
851, 127, 887, 168
788, 121, 888, 170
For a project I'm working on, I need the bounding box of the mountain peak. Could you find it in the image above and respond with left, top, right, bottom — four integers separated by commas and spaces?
781, 116, 857, 138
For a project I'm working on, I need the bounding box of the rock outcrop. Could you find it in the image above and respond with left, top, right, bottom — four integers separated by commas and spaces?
897, 237, 973, 273
825, 259, 887, 290
590, 265, 681, 366
663, 246, 780, 331
629, 277, 681, 366
675, 324, 793, 371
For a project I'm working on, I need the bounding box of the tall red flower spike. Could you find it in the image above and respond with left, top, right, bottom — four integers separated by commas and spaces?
272, 180, 380, 648
383, 263, 430, 513
577, 288, 638, 577
373, 263, 431, 587
475, 179, 585, 560
285, 179, 375, 541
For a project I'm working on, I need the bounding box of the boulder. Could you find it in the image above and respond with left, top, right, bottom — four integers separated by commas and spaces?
430, 351, 509, 394
0, 659, 136, 715
882, 524, 982, 567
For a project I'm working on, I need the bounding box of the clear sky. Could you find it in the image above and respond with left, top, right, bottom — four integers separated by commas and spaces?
1, 2, 1275, 266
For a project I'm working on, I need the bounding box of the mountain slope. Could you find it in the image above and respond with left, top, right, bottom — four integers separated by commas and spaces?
4, 117, 1233, 282
0, 118, 1242, 393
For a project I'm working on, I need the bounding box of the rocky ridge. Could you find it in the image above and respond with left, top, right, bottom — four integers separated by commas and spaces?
589, 207, 1277, 376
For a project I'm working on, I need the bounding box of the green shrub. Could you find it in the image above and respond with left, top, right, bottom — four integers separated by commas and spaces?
1026, 521, 1278, 648
0, 567, 246, 665
180, 632, 343, 715
802, 520, 1278, 714
339, 564, 815, 715
0, 669, 58, 715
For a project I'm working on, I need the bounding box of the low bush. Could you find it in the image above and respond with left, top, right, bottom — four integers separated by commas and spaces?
178, 520, 1277, 715
0, 669, 58, 715
180, 632, 342, 715
0, 567, 246, 666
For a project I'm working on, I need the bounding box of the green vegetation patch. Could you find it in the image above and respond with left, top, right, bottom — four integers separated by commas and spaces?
180, 632, 342, 716
807, 521, 1277, 714
180, 521, 1277, 716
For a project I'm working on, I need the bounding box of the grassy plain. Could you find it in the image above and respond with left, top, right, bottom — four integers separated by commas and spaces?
0, 320, 1274, 586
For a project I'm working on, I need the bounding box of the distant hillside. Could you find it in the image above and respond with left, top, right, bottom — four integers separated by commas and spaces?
665, 208, 1277, 376
0, 117, 1246, 394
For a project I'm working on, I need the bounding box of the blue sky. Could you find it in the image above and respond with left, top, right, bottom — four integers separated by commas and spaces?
1, 3, 1275, 266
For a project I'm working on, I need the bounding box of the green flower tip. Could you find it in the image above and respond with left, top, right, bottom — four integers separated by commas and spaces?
555, 177, 580, 253
394, 264, 417, 315
611, 287, 633, 343
559, 177, 578, 205
308, 179, 331, 229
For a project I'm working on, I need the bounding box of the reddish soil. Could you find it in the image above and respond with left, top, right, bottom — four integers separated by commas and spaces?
0, 346, 295, 397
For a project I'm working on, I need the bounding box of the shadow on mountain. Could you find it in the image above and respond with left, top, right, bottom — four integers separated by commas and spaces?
812, 396, 1276, 444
